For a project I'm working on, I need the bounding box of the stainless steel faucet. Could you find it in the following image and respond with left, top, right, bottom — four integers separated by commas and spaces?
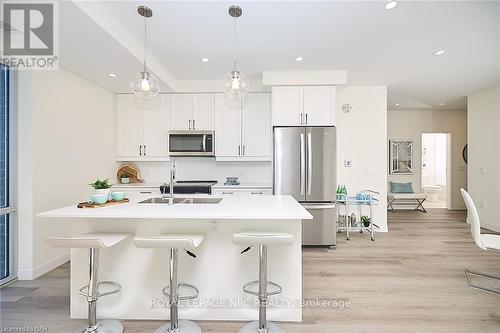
160, 160, 176, 205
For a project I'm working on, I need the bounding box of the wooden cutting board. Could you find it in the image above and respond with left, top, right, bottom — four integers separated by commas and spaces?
117, 164, 144, 183
77, 198, 129, 208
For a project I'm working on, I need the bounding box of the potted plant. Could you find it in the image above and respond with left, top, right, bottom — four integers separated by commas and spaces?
121, 172, 130, 184
89, 179, 113, 197
361, 215, 371, 228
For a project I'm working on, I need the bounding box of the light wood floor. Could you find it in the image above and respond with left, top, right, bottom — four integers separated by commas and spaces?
2, 209, 500, 332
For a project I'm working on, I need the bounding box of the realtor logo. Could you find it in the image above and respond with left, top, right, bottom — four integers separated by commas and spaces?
1, 2, 58, 69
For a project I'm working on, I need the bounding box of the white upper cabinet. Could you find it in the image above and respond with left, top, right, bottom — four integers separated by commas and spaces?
272, 86, 303, 126
272, 86, 335, 126
215, 93, 271, 161
169, 93, 214, 131
303, 86, 335, 126
242, 93, 271, 157
116, 94, 169, 161
214, 94, 241, 157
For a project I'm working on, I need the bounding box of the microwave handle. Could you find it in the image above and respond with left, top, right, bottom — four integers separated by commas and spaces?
202, 135, 207, 152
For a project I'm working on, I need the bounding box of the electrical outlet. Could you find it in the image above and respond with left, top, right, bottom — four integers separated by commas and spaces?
211, 220, 217, 231
480, 167, 487, 174
344, 160, 352, 167
479, 202, 486, 209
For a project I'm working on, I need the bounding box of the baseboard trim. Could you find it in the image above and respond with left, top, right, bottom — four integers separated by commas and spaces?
17, 252, 70, 280
483, 223, 500, 233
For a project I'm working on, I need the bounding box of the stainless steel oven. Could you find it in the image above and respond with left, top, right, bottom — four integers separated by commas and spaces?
168, 130, 215, 156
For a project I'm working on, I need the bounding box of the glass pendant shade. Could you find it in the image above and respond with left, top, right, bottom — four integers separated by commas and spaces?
223, 70, 249, 98
131, 70, 160, 99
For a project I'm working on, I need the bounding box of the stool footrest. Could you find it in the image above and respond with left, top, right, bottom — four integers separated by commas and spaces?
243, 280, 282, 297
162, 283, 199, 301
78, 281, 121, 300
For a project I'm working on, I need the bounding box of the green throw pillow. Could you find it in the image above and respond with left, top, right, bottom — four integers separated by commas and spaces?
390, 182, 414, 193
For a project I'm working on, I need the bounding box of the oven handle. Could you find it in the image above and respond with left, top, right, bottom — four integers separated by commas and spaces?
202, 134, 207, 152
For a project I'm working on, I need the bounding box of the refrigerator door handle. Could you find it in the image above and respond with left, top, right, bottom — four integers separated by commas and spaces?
302, 203, 335, 210
307, 132, 312, 195
300, 133, 305, 195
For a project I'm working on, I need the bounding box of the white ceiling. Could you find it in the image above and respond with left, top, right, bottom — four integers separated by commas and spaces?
61, 1, 500, 111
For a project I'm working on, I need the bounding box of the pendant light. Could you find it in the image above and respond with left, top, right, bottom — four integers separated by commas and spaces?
130, 5, 159, 99
222, 5, 249, 98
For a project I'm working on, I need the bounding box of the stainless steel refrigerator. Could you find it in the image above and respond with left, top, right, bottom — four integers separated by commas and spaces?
273, 126, 337, 249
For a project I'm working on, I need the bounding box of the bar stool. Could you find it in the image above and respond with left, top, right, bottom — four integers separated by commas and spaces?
233, 231, 294, 333
45, 232, 130, 333
133, 234, 205, 333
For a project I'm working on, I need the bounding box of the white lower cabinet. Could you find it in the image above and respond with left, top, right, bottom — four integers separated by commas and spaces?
215, 93, 271, 161
212, 188, 273, 196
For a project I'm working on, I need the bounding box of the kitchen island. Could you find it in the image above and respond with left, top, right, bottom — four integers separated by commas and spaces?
38, 195, 312, 322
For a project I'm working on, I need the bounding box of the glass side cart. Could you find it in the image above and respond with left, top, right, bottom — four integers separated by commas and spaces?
336, 190, 380, 241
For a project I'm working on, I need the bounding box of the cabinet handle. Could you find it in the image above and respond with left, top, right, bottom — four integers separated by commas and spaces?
251, 192, 263, 195
144, 145, 147, 156
300, 113, 303, 125
189, 119, 192, 130
140, 191, 152, 194
305, 113, 308, 125
238, 145, 241, 156
193, 119, 196, 129
222, 192, 234, 195
139, 145, 142, 156
242, 145, 245, 156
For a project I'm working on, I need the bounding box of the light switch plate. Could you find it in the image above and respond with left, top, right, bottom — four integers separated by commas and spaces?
344, 159, 352, 167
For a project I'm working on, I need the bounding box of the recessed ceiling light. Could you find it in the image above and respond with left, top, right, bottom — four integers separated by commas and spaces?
394, 103, 400, 106
108, 73, 117, 78
201, 58, 209, 63
434, 49, 446, 56
439, 103, 447, 106
384, 1, 399, 10
295, 57, 303, 62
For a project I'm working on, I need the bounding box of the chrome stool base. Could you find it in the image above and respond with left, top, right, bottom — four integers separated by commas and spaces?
238, 321, 286, 333
153, 320, 202, 333
74, 319, 123, 333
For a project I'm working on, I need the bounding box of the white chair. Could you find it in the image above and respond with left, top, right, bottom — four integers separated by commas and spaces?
461, 188, 500, 295
233, 231, 294, 333
45, 232, 130, 333
133, 234, 205, 333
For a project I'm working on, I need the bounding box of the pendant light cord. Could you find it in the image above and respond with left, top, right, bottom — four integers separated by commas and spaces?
143, 15, 147, 73
233, 10, 237, 72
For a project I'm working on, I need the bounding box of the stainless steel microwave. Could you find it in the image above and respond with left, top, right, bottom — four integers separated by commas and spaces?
168, 130, 215, 156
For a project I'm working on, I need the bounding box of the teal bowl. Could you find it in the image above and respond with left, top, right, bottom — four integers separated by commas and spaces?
112, 192, 125, 201
91, 194, 108, 205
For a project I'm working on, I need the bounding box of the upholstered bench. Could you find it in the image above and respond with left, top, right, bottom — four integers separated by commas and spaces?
387, 192, 427, 213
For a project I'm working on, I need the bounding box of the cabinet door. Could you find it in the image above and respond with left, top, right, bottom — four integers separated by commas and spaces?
192, 94, 214, 130
116, 94, 143, 157
143, 96, 169, 157
272, 86, 303, 126
214, 94, 241, 157
303, 86, 335, 126
242, 93, 271, 158
169, 94, 192, 130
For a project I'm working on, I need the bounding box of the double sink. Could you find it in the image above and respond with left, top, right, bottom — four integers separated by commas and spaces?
139, 197, 222, 205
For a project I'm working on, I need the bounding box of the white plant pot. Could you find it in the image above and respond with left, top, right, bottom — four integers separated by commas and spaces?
121, 177, 130, 184
94, 188, 110, 198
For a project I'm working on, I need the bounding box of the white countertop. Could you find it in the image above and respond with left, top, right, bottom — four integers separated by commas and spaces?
37, 195, 312, 220
211, 183, 272, 189
112, 183, 161, 189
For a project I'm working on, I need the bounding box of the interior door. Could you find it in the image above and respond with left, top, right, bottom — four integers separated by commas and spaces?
143, 96, 168, 157
214, 94, 241, 157
116, 94, 144, 157
305, 127, 336, 202
192, 94, 214, 130
242, 93, 271, 157
273, 127, 306, 201
169, 94, 192, 130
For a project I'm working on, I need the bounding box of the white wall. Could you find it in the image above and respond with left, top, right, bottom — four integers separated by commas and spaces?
336, 86, 388, 231
388, 110, 467, 210
467, 84, 500, 232
17, 69, 116, 279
